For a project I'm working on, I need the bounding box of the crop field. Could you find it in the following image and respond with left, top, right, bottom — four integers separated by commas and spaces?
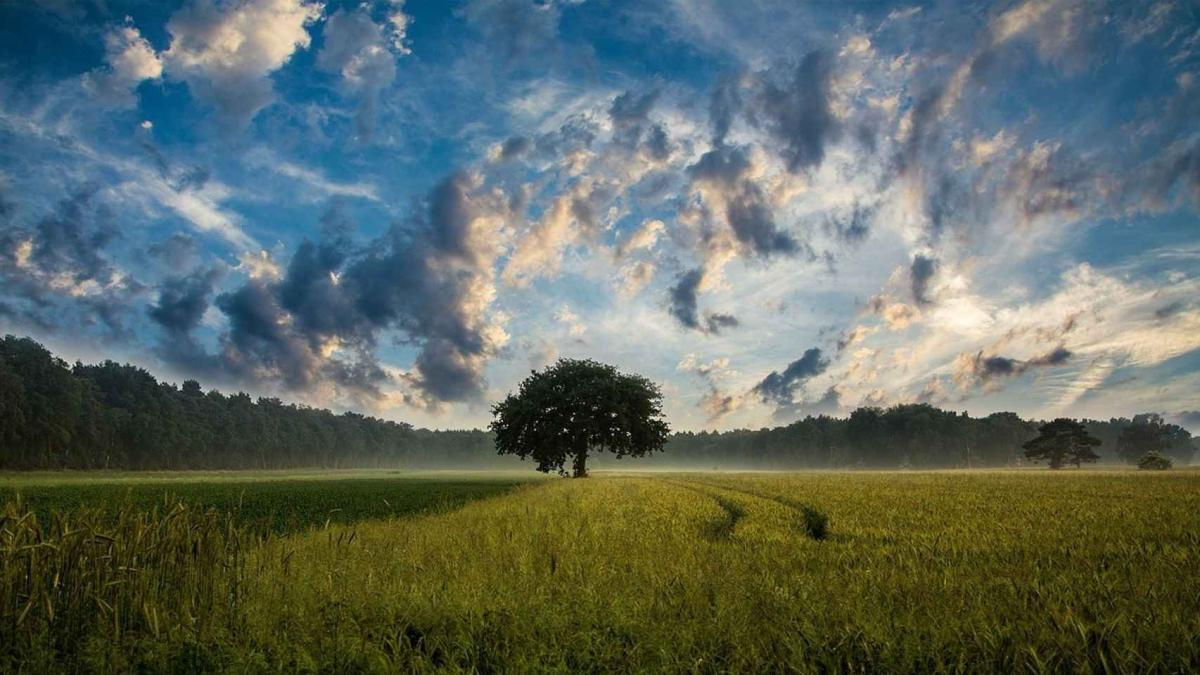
0, 470, 530, 533
3, 470, 1199, 672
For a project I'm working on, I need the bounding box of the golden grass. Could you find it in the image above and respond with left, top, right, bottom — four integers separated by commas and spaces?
4, 471, 1199, 672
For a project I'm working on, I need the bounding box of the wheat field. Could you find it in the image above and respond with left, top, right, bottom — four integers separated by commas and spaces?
3, 470, 1199, 672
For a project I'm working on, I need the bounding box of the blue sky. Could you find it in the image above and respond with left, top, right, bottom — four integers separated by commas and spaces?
1, 0, 1198, 431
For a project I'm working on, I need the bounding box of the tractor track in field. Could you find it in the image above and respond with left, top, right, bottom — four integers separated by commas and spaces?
655, 479, 747, 540
661, 477, 830, 541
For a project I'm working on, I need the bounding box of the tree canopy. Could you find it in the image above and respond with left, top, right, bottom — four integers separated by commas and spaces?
1023, 419, 1102, 469
490, 359, 670, 477
1116, 413, 1193, 466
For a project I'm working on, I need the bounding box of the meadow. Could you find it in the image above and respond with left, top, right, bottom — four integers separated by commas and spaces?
3, 470, 1199, 672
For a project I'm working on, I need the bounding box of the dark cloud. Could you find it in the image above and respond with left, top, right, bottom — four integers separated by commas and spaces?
825, 203, 873, 243
753, 348, 829, 406
1026, 346, 1072, 367
1155, 301, 1186, 319
147, 233, 200, 270
497, 135, 531, 161
609, 89, 660, 128
0, 187, 141, 339
216, 280, 320, 389
668, 268, 738, 335
152, 172, 510, 404
668, 268, 704, 330
705, 313, 739, 334
0, 187, 116, 285
533, 115, 598, 162
1172, 410, 1200, 434
803, 385, 841, 417
958, 345, 1073, 386
750, 50, 838, 172
149, 267, 223, 334
910, 254, 937, 305
708, 74, 742, 145
642, 123, 671, 162
687, 144, 799, 258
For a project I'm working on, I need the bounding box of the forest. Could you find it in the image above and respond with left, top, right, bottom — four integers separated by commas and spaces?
0, 335, 1194, 470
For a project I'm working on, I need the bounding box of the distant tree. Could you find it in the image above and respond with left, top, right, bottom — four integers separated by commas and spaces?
1137, 451, 1173, 470
1116, 414, 1194, 466
1023, 419, 1101, 469
490, 359, 670, 477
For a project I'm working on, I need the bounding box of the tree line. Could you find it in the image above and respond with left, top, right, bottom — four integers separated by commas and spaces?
659, 407, 1196, 469
0, 335, 498, 470
0, 336, 1194, 470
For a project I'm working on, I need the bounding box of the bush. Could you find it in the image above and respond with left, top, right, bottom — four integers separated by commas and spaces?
801, 505, 829, 540
1137, 451, 1173, 470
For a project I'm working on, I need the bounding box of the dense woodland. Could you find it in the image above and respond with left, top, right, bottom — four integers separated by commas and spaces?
0, 335, 1194, 470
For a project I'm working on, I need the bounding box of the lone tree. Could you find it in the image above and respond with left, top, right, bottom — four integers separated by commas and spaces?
1137, 450, 1173, 470
1023, 418, 1101, 469
490, 358, 670, 477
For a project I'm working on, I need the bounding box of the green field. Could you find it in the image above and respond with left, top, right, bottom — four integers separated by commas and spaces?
0, 470, 532, 534
3, 470, 1199, 672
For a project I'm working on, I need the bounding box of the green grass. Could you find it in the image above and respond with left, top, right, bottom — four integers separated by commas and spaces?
3, 470, 1199, 672
0, 470, 531, 534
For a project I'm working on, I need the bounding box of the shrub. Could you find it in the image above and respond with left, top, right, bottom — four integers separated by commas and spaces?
1137, 451, 1173, 470
801, 505, 829, 540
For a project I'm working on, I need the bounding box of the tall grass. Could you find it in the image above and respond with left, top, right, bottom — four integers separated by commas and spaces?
3, 471, 1199, 672
0, 498, 248, 671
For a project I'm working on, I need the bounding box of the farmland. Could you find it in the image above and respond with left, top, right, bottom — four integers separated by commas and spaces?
0, 470, 531, 533
3, 470, 1200, 672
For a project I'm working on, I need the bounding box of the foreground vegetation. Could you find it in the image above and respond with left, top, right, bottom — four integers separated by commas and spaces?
3, 470, 1198, 671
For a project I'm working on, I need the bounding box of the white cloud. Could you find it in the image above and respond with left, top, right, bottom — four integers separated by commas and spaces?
164, 0, 323, 126
84, 22, 164, 107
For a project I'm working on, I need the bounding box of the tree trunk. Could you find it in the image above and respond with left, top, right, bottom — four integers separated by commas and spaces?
572, 450, 588, 478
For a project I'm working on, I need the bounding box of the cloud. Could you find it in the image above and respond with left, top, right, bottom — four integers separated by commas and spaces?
461, 0, 567, 61
864, 295, 920, 330
491, 136, 532, 162
149, 266, 223, 334
0, 187, 121, 299
554, 304, 586, 338
609, 89, 660, 128
164, 0, 322, 127
954, 344, 1073, 389
84, 21, 164, 107
668, 268, 704, 330
0, 187, 139, 335
317, 6, 408, 139
175, 172, 514, 405
749, 50, 839, 172
910, 254, 937, 305
753, 348, 829, 406
679, 354, 744, 422
668, 267, 738, 334
1172, 410, 1200, 434
615, 218, 664, 258
686, 144, 799, 258
616, 260, 655, 297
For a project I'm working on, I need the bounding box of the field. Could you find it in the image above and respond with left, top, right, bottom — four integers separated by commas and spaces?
3, 470, 1199, 672
0, 470, 531, 534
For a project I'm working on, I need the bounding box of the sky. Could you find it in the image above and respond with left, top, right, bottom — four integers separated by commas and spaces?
0, 0, 1198, 432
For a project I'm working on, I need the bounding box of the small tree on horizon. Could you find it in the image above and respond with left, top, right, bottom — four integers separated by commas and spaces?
1022, 418, 1101, 469
1137, 450, 1173, 470
490, 359, 670, 477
